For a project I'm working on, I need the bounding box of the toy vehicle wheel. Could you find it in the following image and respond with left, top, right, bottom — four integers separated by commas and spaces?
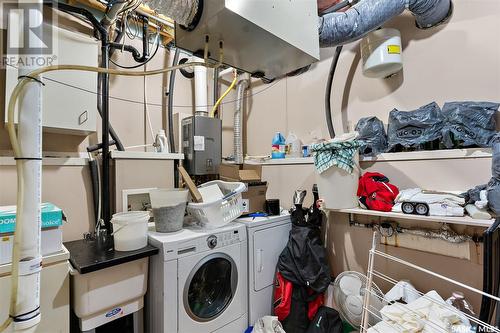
415, 203, 429, 216
402, 202, 415, 214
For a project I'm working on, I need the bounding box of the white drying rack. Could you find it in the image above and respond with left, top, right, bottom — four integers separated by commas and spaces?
360, 232, 500, 333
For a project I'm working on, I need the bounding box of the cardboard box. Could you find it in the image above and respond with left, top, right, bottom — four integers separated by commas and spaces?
0, 203, 63, 234
220, 164, 268, 214
0, 227, 63, 265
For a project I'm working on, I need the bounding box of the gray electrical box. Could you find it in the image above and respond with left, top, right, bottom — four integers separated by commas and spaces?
182, 116, 222, 175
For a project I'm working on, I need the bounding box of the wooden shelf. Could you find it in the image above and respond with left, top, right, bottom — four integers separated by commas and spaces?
329, 207, 494, 228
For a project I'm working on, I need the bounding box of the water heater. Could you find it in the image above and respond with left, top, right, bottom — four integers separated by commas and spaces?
174, 0, 320, 80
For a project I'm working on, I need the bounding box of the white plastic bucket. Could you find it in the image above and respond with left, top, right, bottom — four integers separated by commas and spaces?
111, 211, 149, 251
316, 154, 360, 210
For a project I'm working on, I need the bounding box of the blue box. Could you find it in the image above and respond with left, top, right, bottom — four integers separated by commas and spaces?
0, 203, 63, 234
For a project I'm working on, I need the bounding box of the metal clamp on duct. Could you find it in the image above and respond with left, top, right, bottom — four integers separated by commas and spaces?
319, 0, 453, 47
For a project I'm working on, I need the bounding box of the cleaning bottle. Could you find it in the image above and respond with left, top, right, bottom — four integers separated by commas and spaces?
272, 132, 286, 159
285, 131, 302, 158
154, 129, 169, 153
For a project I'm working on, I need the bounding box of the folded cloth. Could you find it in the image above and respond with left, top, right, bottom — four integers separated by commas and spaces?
393, 188, 465, 217
253, 316, 286, 333
376, 290, 470, 333
310, 133, 361, 174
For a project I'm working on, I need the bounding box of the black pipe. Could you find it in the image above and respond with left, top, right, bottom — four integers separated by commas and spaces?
50, 1, 114, 236
109, 42, 142, 61
168, 48, 181, 153
53, 2, 107, 38
98, 29, 126, 151
100, 35, 112, 233
87, 140, 117, 153
325, 45, 343, 139
139, 16, 150, 62
88, 159, 100, 224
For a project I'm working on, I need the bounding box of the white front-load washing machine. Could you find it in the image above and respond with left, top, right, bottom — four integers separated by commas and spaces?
147, 223, 248, 333
236, 213, 292, 325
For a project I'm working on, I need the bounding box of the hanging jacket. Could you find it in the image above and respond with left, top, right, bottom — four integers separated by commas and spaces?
274, 188, 331, 333
274, 272, 324, 333
357, 172, 399, 212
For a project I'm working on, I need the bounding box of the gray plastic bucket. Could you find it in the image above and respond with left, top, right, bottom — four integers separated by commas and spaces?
153, 202, 187, 233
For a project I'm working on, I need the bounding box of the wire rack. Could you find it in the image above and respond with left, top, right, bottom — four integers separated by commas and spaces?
360, 231, 500, 333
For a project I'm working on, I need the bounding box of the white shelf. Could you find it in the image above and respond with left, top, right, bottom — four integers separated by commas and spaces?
245, 157, 314, 165
243, 148, 492, 166
330, 207, 494, 228
0, 246, 69, 276
111, 151, 184, 160
360, 148, 491, 162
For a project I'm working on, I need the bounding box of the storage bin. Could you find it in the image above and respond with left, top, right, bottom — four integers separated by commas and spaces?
316, 154, 360, 209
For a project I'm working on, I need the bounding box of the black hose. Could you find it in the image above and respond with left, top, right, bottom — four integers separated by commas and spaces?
213, 67, 220, 117
168, 48, 181, 153
325, 45, 343, 139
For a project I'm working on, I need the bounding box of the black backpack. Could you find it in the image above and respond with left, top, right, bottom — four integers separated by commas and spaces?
306, 306, 343, 333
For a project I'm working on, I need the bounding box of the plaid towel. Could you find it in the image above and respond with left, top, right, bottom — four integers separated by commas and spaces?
310, 140, 361, 174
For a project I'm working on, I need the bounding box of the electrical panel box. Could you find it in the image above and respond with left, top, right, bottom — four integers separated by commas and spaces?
182, 116, 222, 175
4, 24, 98, 135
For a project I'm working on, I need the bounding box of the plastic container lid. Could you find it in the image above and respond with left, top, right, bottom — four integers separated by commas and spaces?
111, 211, 150, 225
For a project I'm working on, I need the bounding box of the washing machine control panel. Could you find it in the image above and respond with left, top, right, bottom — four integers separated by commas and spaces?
206, 231, 240, 249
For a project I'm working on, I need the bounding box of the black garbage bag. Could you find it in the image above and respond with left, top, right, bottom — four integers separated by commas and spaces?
387, 102, 445, 152
441, 101, 499, 148
488, 143, 500, 215
306, 306, 343, 333
355, 116, 387, 156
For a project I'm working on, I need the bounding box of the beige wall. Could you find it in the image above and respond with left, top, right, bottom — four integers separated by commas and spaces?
242, 0, 500, 156
0, 1, 496, 308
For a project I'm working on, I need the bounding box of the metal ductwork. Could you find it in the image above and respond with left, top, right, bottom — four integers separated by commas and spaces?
234, 75, 249, 164
319, 0, 453, 47
142, 0, 200, 27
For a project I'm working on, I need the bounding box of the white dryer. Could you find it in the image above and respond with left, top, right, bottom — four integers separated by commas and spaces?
236, 213, 292, 325
147, 223, 248, 333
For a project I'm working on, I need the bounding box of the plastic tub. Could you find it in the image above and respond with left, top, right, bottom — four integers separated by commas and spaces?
70, 257, 148, 331
316, 154, 360, 209
111, 211, 149, 251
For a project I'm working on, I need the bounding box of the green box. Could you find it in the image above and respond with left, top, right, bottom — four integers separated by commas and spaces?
0, 203, 63, 234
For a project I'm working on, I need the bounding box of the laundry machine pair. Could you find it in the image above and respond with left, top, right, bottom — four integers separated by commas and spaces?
146, 213, 291, 333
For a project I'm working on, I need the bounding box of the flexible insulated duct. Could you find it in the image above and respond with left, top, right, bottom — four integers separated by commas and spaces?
142, 0, 199, 27
234, 76, 249, 164
319, 0, 452, 47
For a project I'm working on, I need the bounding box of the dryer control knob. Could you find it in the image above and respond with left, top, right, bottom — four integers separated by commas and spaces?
207, 235, 217, 249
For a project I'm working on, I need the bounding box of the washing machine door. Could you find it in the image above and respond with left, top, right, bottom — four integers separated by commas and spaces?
185, 253, 237, 321
178, 243, 245, 332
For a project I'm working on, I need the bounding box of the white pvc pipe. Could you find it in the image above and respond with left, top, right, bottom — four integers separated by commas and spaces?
11, 1, 43, 330
193, 56, 208, 115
